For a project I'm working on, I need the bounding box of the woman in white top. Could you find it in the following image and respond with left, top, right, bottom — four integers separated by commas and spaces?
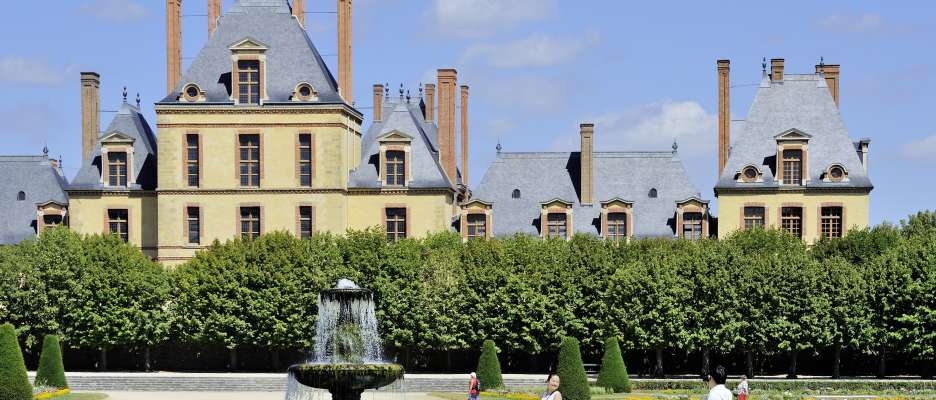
736, 376, 749, 400
541, 373, 562, 400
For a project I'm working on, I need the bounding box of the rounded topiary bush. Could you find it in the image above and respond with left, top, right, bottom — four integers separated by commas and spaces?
557, 336, 590, 400
35, 334, 68, 389
476, 339, 503, 390
596, 337, 630, 393
0, 323, 32, 400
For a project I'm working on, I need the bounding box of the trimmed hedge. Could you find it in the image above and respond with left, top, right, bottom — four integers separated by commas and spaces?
477, 339, 504, 390
0, 323, 32, 400
35, 334, 68, 389
627, 379, 936, 393
596, 337, 630, 393
557, 336, 590, 400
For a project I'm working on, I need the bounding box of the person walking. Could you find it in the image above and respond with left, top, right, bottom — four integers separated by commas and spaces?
704, 365, 732, 400
469, 372, 481, 400
736, 376, 749, 400
541, 373, 562, 400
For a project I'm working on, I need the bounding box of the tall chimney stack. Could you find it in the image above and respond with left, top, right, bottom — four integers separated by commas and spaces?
580, 123, 594, 205
208, 0, 221, 37
337, 0, 352, 103
770, 58, 784, 82
816, 63, 841, 107
81, 72, 101, 161
717, 59, 730, 176
460, 85, 469, 187
423, 83, 435, 122
437, 69, 458, 184
292, 0, 305, 27
166, 0, 182, 94
373, 84, 383, 121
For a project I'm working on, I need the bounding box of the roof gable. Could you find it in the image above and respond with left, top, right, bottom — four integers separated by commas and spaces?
774, 128, 812, 140
70, 102, 157, 190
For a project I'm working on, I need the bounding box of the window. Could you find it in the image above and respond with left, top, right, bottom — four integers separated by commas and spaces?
186, 207, 200, 245
743, 207, 766, 229
682, 212, 704, 240
17, 191, 25, 201
107, 152, 128, 186
107, 209, 129, 242
299, 206, 314, 239
511, 189, 521, 199
385, 150, 405, 186
607, 212, 627, 240
781, 207, 803, 239
466, 214, 487, 239
298, 134, 312, 187
239, 134, 260, 187
186, 134, 200, 187
386, 208, 407, 242
183, 84, 201, 102
239, 206, 261, 240
546, 213, 567, 239
42, 214, 62, 231
741, 166, 759, 183
782, 149, 803, 185
649, 188, 658, 198
829, 165, 845, 182
821, 206, 843, 239
237, 60, 261, 104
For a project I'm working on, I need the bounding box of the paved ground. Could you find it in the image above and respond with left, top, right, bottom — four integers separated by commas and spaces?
97, 392, 438, 400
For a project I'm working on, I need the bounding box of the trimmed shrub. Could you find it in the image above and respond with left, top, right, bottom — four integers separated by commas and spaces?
477, 339, 503, 390
0, 323, 32, 400
35, 334, 68, 389
596, 337, 630, 393
557, 336, 590, 400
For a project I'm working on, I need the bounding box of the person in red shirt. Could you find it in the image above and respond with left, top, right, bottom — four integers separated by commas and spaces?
469, 372, 481, 400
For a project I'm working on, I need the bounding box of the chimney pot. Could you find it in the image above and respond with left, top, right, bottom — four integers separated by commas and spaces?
460, 85, 469, 187
580, 123, 594, 205
770, 58, 784, 81
80, 72, 101, 162
816, 63, 841, 108
423, 83, 435, 122
437, 69, 458, 184
208, 0, 221, 37
166, 0, 182, 94
373, 84, 383, 121
338, 0, 352, 103
717, 59, 730, 176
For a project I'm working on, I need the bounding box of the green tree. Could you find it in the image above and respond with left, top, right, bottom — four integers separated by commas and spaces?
0, 323, 32, 400
820, 256, 871, 378
557, 336, 590, 400
596, 337, 630, 393
888, 233, 936, 377
34, 334, 67, 389
900, 210, 936, 238
476, 339, 503, 390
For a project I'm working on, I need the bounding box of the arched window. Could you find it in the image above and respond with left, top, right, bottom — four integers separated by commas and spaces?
17, 191, 25, 201
511, 189, 521, 199
648, 188, 658, 198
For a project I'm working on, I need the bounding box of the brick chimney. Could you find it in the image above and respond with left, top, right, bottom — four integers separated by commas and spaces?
437, 69, 458, 184
208, 0, 221, 37
166, 0, 182, 94
580, 123, 594, 205
717, 59, 730, 176
423, 83, 435, 122
816, 63, 841, 107
770, 58, 784, 82
292, 0, 305, 27
373, 84, 383, 121
81, 72, 101, 161
337, 0, 352, 103
460, 85, 469, 186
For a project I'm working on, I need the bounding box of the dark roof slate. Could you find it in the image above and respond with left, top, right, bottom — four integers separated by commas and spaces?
0, 155, 69, 244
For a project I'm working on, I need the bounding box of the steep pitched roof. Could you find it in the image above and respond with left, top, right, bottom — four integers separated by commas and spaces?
349, 99, 455, 189
158, 0, 341, 104
716, 73, 872, 191
473, 151, 702, 238
70, 101, 158, 190
0, 155, 69, 244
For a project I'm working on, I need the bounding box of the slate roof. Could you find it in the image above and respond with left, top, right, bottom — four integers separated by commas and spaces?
158, 0, 341, 104
472, 151, 703, 238
0, 155, 69, 244
716, 72, 872, 191
349, 99, 455, 189
70, 101, 158, 190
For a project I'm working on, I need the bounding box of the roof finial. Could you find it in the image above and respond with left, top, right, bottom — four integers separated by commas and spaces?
136, 93, 141, 108
762, 57, 767, 72
43, 144, 49, 156
384, 82, 389, 99
418, 83, 423, 97
399, 83, 404, 101
122, 86, 128, 103
672, 139, 678, 155
406, 89, 411, 103
496, 138, 502, 153
819, 56, 825, 70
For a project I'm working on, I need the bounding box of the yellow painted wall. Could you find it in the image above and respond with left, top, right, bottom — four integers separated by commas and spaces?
67, 194, 158, 257
347, 193, 456, 238
717, 191, 870, 242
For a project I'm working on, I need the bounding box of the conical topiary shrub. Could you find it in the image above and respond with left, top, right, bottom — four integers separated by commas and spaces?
476, 339, 503, 390
35, 334, 68, 389
557, 336, 590, 400
596, 337, 630, 393
0, 323, 32, 400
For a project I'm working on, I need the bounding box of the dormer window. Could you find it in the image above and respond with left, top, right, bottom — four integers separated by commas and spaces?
108, 152, 128, 186
540, 199, 573, 240
385, 151, 405, 185
100, 131, 135, 187
782, 149, 802, 186
377, 130, 412, 187
739, 165, 762, 183
181, 83, 204, 102
17, 191, 25, 201
238, 60, 261, 104
512, 189, 521, 199
600, 198, 633, 241
229, 38, 268, 105
824, 164, 848, 183
676, 197, 710, 240
774, 128, 811, 186
292, 82, 318, 102
649, 188, 658, 198
461, 200, 493, 240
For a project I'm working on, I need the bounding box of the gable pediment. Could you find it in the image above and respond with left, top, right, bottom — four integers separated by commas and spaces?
100, 131, 135, 144
675, 196, 710, 207
600, 197, 634, 208
378, 130, 413, 143
540, 198, 573, 208
774, 128, 812, 141
229, 37, 269, 52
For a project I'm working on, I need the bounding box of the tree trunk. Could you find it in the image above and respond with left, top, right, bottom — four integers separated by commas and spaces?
229, 348, 238, 371
446, 349, 452, 371
746, 350, 754, 378
921, 357, 933, 379
832, 343, 841, 379
271, 350, 281, 371
786, 349, 798, 379
144, 346, 152, 372
98, 348, 108, 371
877, 346, 886, 378
701, 347, 711, 377
653, 347, 664, 378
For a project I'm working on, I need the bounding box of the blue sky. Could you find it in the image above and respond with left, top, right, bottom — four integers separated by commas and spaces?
1, 0, 933, 225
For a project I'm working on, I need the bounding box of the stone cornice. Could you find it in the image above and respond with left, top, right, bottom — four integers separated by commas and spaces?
156, 122, 361, 135
66, 190, 157, 197
714, 186, 872, 196
154, 103, 363, 123
154, 187, 455, 196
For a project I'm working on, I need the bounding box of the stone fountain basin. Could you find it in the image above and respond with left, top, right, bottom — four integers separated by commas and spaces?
288, 363, 404, 391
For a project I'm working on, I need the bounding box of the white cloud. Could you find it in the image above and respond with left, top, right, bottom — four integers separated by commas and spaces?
0, 57, 69, 85
902, 134, 936, 164
429, 0, 557, 38
819, 14, 883, 33
460, 32, 600, 68
76, 0, 148, 24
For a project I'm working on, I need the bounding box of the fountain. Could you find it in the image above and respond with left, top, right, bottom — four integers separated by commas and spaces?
285, 279, 404, 400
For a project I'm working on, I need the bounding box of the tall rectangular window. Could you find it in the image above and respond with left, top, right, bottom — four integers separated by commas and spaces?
186, 134, 200, 187
239, 206, 261, 240
107, 209, 129, 242
108, 152, 128, 186
781, 207, 803, 239
607, 212, 627, 240
743, 207, 766, 229
821, 206, 843, 239
546, 213, 567, 239
237, 60, 260, 104
682, 212, 704, 240
385, 150, 405, 186
782, 149, 803, 185
298, 134, 312, 187
299, 206, 314, 239
466, 214, 487, 239
239, 134, 260, 187
187, 206, 201, 245
386, 208, 407, 242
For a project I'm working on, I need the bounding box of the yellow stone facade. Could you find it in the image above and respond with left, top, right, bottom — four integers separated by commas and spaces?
716, 191, 869, 243
66, 193, 159, 257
